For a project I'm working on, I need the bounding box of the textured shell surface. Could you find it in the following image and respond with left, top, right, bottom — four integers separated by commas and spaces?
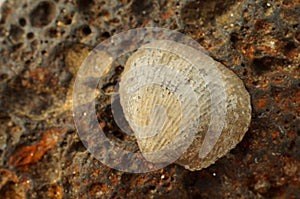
119, 40, 251, 171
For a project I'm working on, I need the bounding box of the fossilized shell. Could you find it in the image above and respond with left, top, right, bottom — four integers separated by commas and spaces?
119, 40, 251, 171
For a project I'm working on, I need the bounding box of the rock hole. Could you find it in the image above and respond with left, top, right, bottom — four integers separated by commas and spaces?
19, 18, 26, 27
252, 57, 272, 73
63, 15, 73, 25
295, 31, 300, 42
64, 18, 72, 25
25, 60, 31, 65
288, 140, 295, 150
284, 120, 289, 124
131, 0, 154, 17
12, 43, 23, 51
9, 25, 24, 43
112, 131, 126, 141
230, 33, 238, 43
77, 0, 93, 11
149, 185, 156, 190
30, 1, 56, 27
251, 57, 289, 74
68, 140, 86, 153
101, 31, 110, 38
48, 28, 59, 38
284, 42, 297, 55
41, 50, 47, 55
82, 25, 92, 35
0, 73, 8, 82
27, 32, 34, 39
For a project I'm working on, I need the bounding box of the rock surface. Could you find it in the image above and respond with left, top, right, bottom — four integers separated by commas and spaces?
0, 0, 299, 198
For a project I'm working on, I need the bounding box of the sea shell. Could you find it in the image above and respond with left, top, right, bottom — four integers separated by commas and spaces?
119, 40, 251, 171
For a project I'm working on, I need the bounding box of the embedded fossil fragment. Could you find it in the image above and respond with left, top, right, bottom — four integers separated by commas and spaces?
119, 40, 252, 171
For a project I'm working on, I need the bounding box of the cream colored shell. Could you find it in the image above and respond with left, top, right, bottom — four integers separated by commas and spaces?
119, 40, 251, 171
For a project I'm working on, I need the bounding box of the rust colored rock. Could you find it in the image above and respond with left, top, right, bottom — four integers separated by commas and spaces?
8, 127, 66, 168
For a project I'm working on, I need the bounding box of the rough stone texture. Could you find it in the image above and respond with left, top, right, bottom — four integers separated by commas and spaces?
0, 0, 299, 198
